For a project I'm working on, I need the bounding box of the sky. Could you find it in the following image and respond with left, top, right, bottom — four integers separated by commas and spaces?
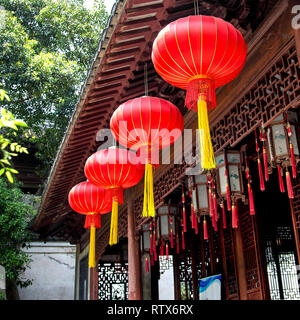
84, 0, 115, 13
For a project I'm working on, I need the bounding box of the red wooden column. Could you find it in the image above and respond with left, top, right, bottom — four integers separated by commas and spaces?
233, 225, 248, 300
128, 194, 141, 300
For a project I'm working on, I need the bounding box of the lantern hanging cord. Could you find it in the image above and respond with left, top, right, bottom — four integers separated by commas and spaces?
144, 62, 148, 96
194, 0, 199, 15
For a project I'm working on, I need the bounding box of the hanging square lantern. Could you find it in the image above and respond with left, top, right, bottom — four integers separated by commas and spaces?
140, 222, 151, 254
190, 173, 210, 215
215, 150, 244, 198
157, 204, 177, 241
268, 111, 299, 167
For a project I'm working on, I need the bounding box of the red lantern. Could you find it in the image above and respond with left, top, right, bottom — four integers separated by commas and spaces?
110, 96, 183, 218
68, 181, 112, 268
84, 147, 145, 245
152, 15, 247, 170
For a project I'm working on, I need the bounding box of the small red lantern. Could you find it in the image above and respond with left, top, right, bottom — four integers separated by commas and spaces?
84, 147, 145, 245
68, 181, 112, 268
110, 96, 183, 218
152, 15, 247, 171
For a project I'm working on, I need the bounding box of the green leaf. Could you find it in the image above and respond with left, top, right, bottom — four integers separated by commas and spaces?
5, 171, 14, 183
14, 120, 28, 128
0, 168, 5, 176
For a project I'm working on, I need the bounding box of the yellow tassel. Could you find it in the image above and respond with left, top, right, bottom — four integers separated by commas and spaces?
109, 199, 119, 246
142, 163, 155, 218
89, 226, 96, 268
197, 99, 215, 170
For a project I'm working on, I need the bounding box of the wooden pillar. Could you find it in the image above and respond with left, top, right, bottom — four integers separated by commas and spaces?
127, 195, 141, 300
190, 232, 199, 300
233, 225, 248, 300
219, 217, 229, 300
89, 266, 98, 300
289, 199, 300, 266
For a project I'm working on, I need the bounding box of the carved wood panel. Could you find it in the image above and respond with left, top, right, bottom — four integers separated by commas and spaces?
211, 44, 300, 152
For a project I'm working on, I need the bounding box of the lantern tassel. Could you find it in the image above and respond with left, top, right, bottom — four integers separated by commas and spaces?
214, 194, 218, 222
197, 99, 215, 170
160, 240, 164, 256
182, 231, 185, 250
290, 143, 297, 179
248, 183, 255, 216
142, 163, 155, 218
89, 226, 96, 268
232, 202, 238, 228
176, 235, 180, 254
166, 243, 169, 260
258, 158, 265, 191
170, 229, 174, 248
145, 257, 150, 273
263, 147, 269, 181
222, 205, 227, 229
203, 218, 208, 240
109, 198, 119, 246
226, 184, 231, 211
286, 170, 294, 199
277, 165, 285, 193
194, 214, 198, 234
183, 206, 187, 232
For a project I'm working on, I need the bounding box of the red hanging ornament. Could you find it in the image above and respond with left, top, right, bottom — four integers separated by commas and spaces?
248, 183, 255, 216
68, 181, 112, 268
232, 201, 238, 228
145, 257, 150, 273
221, 203, 227, 229
170, 229, 174, 248
182, 230, 185, 250
290, 143, 297, 179
225, 167, 231, 211
203, 218, 208, 240
150, 253, 154, 266
255, 128, 265, 191
213, 193, 218, 222
277, 165, 285, 193
286, 169, 294, 199
194, 214, 199, 235
160, 239, 164, 256
152, 15, 247, 170
263, 147, 269, 182
176, 234, 180, 254
110, 96, 183, 218
166, 243, 169, 260
85, 148, 144, 246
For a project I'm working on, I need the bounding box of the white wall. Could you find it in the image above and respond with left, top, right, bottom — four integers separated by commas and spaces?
18, 242, 76, 300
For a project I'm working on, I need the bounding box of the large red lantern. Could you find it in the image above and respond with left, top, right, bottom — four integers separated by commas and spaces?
68, 181, 112, 268
110, 96, 183, 218
152, 15, 247, 170
84, 147, 145, 245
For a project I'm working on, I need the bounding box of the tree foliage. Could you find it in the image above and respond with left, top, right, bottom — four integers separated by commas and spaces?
0, 0, 109, 178
0, 89, 31, 183
0, 177, 36, 288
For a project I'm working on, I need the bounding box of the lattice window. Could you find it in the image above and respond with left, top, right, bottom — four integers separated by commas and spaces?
98, 262, 128, 300
211, 44, 300, 152
178, 255, 193, 300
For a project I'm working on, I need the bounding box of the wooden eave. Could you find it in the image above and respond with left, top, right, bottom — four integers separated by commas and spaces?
32, 0, 277, 241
